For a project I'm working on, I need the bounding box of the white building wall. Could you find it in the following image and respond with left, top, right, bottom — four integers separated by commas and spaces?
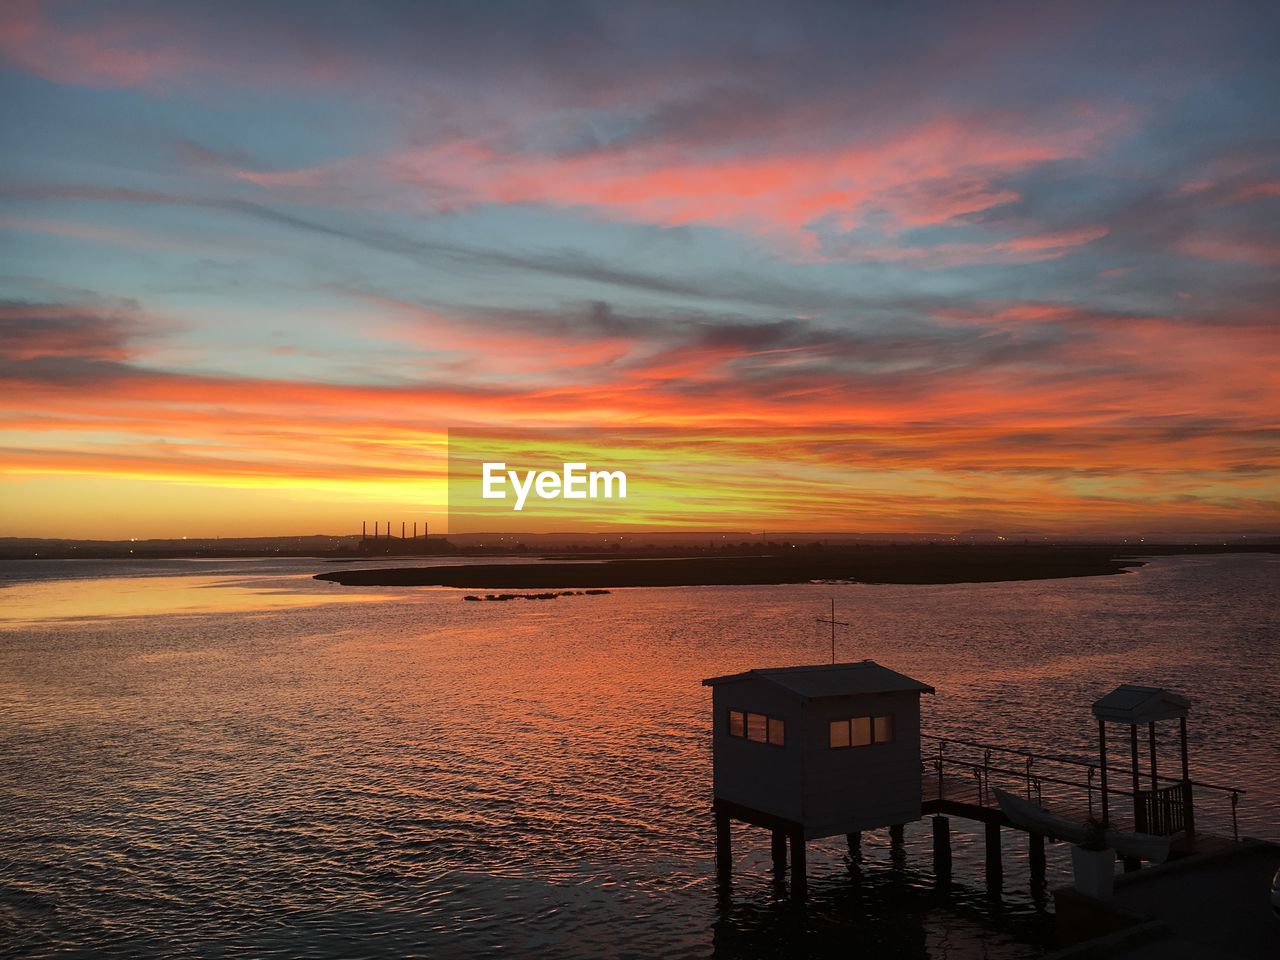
710, 680, 804, 822
800, 691, 923, 839
709, 681, 925, 836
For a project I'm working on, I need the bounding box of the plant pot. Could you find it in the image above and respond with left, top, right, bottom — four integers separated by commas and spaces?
1071, 844, 1116, 899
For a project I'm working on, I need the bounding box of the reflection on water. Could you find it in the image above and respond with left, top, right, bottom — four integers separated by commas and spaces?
0, 554, 1276, 958
0, 557, 535, 627
0, 574, 394, 626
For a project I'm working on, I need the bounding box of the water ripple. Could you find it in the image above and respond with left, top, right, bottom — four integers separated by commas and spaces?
1, 554, 1275, 958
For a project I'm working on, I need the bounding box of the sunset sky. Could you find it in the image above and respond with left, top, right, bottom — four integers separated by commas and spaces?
1, 1, 1277, 538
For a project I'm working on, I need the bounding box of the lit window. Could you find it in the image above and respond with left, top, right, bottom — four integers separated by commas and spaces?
768, 717, 785, 746
852, 716, 873, 746
829, 713, 896, 749
728, 709, 785, 746
829, 719, 850, 748
729, 710, 745, 738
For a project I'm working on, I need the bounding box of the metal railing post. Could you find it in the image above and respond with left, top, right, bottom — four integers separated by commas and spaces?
916, 732, 1244, 838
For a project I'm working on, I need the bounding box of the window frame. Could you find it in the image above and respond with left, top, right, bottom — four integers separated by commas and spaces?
726, 708, 786, 748
828, 712, 896, 749
767, 716, 785, 746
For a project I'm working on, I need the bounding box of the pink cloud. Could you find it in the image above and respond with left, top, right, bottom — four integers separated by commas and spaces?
832, 222, 1108, 266
364, 296, 636, 380
0, 215, 204, 252
0, 0, 351, 90
216, 109, 1126, 259
0, 0, 186, 87
393, 114, 1117, 244
1232, 180, 1280, 202
1180, 234, 1280, 266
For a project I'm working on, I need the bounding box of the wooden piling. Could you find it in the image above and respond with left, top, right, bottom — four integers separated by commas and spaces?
1029, 831, 1046, 886
932, 815, 952, 876
846, 830, 861, 860
789, 826, 807, 898
715, 806, 732, 880
889, 822, 907, 863
984, 820, 1003, 886
771, 828, 788, 873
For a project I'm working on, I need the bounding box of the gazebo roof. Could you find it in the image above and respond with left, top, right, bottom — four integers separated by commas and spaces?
1092, 684, 1190, 724
702, 659, 935, 701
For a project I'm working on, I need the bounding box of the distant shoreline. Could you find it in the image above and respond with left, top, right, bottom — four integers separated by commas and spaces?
312, 544, 1276, 589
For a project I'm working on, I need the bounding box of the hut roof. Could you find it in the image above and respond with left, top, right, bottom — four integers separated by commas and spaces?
1092, 684, 1190, 724
702, 660, 935, 701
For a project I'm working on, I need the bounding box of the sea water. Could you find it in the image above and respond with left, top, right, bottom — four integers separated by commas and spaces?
2, 553, 1276, 958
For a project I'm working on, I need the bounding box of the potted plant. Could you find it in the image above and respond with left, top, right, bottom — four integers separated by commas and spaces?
1071, 817, 1116, 899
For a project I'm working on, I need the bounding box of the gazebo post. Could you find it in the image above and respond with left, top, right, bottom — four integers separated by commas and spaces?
1130, 723, 1143, 832
1093, 684, 1192, 845
1148, 721, 1158, 791
1097, 718, 1109, 826
1180, 716, 1195, 835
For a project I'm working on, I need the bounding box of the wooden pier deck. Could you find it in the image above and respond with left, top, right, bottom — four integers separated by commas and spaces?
923, 771, 1113, 828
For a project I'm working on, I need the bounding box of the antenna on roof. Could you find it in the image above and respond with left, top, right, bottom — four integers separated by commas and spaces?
816, 598, 850, 664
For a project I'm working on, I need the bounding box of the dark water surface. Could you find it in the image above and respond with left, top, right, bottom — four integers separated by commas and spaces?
1, 554, 1276, 958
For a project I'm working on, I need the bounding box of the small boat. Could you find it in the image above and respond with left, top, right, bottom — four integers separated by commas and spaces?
995, 788, 1086, 843
994, 788, 1174, 864
1106, 828, 1174, 864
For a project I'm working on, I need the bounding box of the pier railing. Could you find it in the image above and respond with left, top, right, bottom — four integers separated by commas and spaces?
921, 734, 1246, 841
